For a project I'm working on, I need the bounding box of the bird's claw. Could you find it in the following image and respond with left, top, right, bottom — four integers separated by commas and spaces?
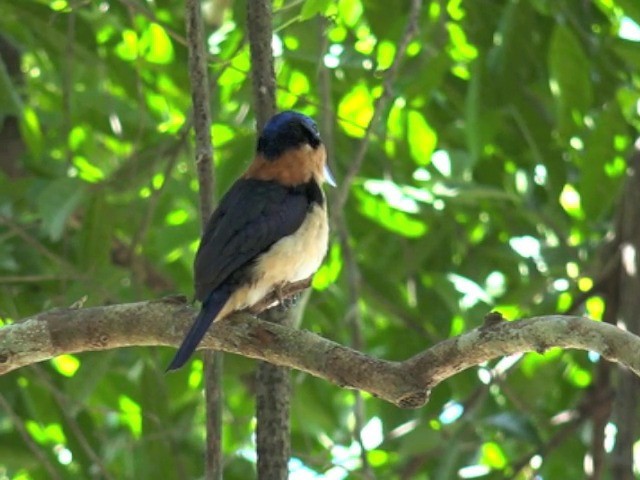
279, 293, 299, 310
275, 283, 297, 310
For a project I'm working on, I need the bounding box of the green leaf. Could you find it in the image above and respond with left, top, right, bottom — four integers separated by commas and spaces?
617, 0, 640, 26
300, 0, 332, 20
312, 242, 342, 290
118, 395, 142, 438
78, 194, 112, 270
141, 23, 174, 64
355, 188, 427, 238
481, 442, 507, 469
116, 29, 139, 61
50, 355, 80, 377
19, 106, 44, 158
548, 25, 592, 136
483, 412, 541, 444
578, 104, 626, 219
612, 38, 640, 65
337, 0, 363, 27
0, 57, 22, 118
337, 83, 374, 137
37, 178, 87, 241
407, 110, 437, 165
1, 1, 638, 477
465, 58, 483, 161
73, 155, 105, 183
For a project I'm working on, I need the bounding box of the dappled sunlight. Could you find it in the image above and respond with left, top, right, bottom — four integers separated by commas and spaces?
1, 0, 639, 478
619, 16, 640, 41
622, 243, 637, 277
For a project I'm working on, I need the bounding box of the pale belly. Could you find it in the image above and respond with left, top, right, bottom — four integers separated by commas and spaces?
216, 204, 329, 319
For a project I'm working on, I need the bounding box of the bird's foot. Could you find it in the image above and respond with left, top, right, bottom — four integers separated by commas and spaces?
274, 283, 298, 309
279, 293, 300, 310
151, 295, 189, 305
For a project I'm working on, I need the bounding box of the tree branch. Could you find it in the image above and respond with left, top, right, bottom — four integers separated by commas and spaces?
247, 0, 276, 130
184, 0, 220, 477
2, 304, 639, 409
186, 0, 216, 223
611, 147, 640, 480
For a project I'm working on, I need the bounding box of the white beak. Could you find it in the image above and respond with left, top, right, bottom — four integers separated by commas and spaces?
324, 164, 337, 187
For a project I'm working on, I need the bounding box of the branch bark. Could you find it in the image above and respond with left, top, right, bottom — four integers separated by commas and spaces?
184, 1, 220, 478
247, 0, 276, 131
611, 147, 640, 480
2, 303, 639, 409
185, 0, 215, 222
246, 1, 291, 477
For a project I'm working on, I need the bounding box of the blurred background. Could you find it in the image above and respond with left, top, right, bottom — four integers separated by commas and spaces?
0, 0, 639, 478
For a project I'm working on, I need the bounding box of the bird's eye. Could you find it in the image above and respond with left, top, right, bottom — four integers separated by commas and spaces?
304, 121, 320, 138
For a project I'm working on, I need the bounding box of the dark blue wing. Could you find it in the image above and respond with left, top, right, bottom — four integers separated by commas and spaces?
193, 178, 310, 300
167, 178, 320, 371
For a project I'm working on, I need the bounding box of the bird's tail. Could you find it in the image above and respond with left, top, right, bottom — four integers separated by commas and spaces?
166, 287, 232, 372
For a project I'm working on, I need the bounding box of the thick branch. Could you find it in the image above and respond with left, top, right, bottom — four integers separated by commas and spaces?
611, 147, 640, 479
2, 303, 639, 408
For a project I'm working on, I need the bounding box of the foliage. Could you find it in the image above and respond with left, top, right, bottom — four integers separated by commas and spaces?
0, 0, 639, 478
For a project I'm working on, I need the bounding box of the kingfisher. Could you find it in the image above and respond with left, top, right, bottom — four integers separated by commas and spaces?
166, 111, 335, 371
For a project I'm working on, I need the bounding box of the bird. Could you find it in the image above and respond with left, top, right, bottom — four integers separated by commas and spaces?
166, 111, 335, 371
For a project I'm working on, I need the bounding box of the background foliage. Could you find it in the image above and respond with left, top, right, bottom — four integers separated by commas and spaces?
1, 0, 639, 478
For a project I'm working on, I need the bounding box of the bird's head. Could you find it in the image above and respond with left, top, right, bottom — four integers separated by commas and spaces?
247, 111, 336, 187
258, 111, 321, 158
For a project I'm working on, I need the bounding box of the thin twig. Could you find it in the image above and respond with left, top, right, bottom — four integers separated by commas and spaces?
508, 361, 615, 478
322, 25, 373, 470
0, 216, 78, 272
116, 0, 188, 47
31, 365, 116, 480
509, 383, 614, 480
0, 393, 63, 480
361, 282, 430, 337
0, 274, 81, 283
127, 125, 191, 260
509, 414, 586, 479
62, 11, 76, 166
119, 3, 150, 149
561, 249, 620, 315
317, 16, 336, 179
332, 0, 423, 216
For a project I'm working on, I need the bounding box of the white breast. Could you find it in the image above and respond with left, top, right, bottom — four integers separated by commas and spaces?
260, 204, 329, 281
218, 204, 329, 317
